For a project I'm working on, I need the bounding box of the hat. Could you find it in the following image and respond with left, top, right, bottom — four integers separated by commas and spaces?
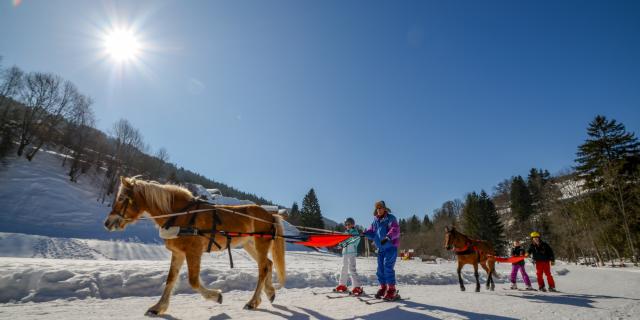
373, 200, 391, 215
344, 217, 355, 225
530, 231, 541, 238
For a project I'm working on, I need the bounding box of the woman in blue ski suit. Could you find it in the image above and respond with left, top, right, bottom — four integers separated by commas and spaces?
364, 200, 400, 300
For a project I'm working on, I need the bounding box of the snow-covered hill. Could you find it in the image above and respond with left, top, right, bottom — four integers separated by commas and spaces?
0, 151, 159, 242
0, 150, 307, 245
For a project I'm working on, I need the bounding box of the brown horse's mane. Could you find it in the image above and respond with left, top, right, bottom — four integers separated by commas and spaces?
119, 177, 194, 214
451, 227, 492, 247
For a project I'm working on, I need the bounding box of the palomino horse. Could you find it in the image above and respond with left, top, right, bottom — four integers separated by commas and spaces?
443, 226, 496, 292
103, 176, 286, 315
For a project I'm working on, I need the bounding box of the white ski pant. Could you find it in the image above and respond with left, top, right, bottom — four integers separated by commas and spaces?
339, 254, 360, 287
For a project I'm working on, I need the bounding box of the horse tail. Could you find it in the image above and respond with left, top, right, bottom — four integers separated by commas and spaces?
271, 214, 286, 289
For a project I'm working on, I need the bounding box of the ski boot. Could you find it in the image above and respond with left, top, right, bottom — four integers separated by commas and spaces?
374, 284, 387, 299
539, 287, 547, 292
334, 284, 348, 293
548, 287, 558, 292
525, 285, 536, 291
350, 287, 364, 296
383, 285, 400, 301
510, 283, 518, 290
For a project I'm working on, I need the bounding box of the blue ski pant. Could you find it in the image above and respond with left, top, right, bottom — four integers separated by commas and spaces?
376, 246, 398, 285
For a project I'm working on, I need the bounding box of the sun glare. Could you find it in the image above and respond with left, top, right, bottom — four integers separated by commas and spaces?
103, 28, 140, 62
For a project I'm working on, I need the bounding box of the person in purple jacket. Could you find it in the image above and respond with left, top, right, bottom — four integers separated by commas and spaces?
363, 200, 401, 301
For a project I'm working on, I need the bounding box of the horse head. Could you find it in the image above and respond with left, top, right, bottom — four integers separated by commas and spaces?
443, 226, 464, 251
104, 176, 145, 231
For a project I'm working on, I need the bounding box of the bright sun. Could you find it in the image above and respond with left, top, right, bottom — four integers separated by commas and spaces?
103, 28, 140, 62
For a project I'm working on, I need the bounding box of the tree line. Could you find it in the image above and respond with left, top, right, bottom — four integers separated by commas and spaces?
0, 59, 274, 206
397, 115, 639, 265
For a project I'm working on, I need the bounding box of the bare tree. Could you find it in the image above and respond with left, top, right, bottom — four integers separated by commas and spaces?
0, 65, 24, 124
101, 118, 145, 199
65, 93, 95, 182
25, 80, 76, 161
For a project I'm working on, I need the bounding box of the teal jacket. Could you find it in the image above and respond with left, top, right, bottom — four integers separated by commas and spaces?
339, 228, 361, 255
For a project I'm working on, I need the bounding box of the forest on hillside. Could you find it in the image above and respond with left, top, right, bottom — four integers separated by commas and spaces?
0, 59, 273, 206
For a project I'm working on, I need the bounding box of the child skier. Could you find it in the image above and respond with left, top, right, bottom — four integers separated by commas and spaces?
364, 200, 401, 301
334, 217, 363, 296
527, 231, 557, 292
510, 240, 534, 290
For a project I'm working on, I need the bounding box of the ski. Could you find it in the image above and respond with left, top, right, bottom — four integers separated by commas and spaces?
326, 292, 371, 299
312, 290, 348, 296
357, 291, 405, 304
502, 288, 538, 292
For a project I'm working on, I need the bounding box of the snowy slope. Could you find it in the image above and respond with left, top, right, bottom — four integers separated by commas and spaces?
0, 151, 159, 242
0, 232, 169, 260
0, 151, 306, 246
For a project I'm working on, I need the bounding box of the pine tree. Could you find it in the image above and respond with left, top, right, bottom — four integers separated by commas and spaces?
510, 176, 533, 221
462, 192, 483, 237
288, 202, 301, 226
300, 188, 324, 229
422, 214, 433, 231
399, 218, 408, 233
462, 191, 506, 254
576, 115, 640, 188
510, 175, 534, 236
408, 215, 421, 233
527, 168, 551, 208
575, 115, 640, 261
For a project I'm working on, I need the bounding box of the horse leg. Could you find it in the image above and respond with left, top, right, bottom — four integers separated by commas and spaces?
480, 262, 490, 290
473, 263, 480, 292
146, 252, 185, 315
244, 240, 276, 303
457, 263, 465, 291
186, 252, 223, 304
244, 238, 271, 310
489, 259, 496, 290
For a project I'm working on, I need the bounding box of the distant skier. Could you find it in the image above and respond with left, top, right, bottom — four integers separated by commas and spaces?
510, 240, 534, 290
334, 217, 364, 296
363, 200, 401, 301
527, 232, 557, 292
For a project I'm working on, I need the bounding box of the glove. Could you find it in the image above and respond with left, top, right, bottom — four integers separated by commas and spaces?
380, 237, 389, 245
551, 261, 555, 266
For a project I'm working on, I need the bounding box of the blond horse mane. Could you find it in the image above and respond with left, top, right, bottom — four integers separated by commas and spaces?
119, 177, 194, 214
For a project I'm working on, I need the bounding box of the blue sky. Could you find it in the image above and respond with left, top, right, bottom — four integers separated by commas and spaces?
1, 0, 639, 225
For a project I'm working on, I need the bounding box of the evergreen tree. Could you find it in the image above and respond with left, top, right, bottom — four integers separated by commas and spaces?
462, 191, 506, 254
527, 168, 551, 208
575, 115, 640, 261
510, 175, 534, 237
288, 202, 301, 226
422, 214, 433, 231
399, 218, 408, 234
408, 214, 421, 233
576, 115, 640, 188
300, 188, 324, 229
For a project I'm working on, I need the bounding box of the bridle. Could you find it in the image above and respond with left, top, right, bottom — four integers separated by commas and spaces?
113, 190, 138, 221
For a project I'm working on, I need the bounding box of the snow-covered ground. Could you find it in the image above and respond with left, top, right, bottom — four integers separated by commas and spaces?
1, 235, 638, 319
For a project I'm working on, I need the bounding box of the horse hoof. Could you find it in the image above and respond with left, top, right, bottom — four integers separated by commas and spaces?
145, 310, 159, 316
244, 304, 256, 310
269, 293, 276, 303
475, 288, 480, 292
460, 287, 466, 291
217, 294, 223, 304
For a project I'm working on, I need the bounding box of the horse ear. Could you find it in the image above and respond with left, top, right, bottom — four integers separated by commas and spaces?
120, 176, 131, 188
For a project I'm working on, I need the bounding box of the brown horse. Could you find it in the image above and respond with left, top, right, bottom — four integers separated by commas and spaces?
443, 226, 496, 292
103, 176, 286, 315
